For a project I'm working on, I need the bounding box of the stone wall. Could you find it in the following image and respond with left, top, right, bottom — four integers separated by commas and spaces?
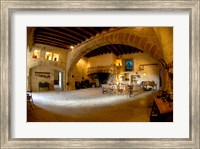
27, 43, 67, 70
154, 27, 173, 91
68, 58, 89, 90
27, 44, 67, 91
68, 52, 161, 90
116, 53, 160, 88
30, 65, 54, 92
88, 53, 115, 67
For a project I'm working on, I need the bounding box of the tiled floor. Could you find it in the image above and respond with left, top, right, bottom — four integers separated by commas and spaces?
27, 88, 158, 122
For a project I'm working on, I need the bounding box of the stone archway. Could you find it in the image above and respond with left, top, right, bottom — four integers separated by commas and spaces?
66, 27, 164, 85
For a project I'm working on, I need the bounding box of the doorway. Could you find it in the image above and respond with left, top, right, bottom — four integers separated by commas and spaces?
54, 70, 63, 91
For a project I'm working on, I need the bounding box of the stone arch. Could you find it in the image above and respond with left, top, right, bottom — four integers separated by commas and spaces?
66, 27, 164, 81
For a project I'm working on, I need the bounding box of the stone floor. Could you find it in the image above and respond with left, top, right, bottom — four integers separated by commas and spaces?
27, 88, 158, 122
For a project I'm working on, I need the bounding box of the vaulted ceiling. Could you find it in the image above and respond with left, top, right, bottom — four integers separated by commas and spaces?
33, 27, 143, 58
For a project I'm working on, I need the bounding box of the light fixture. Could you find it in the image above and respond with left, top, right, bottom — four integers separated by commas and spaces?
70, 45, 74, 49
116, 59, 122, 66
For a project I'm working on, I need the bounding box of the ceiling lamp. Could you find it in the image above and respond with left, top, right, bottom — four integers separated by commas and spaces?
70, 45, 74, 49
142, 72, 146, 76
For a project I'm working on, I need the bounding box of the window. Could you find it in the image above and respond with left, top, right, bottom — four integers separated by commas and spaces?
32, 50, 40, 59
53, 53, 59, 61
125, 59, 133, 71
45, 52, 52, 60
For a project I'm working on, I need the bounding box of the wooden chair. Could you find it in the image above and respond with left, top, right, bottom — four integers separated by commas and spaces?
118, 84, 124, 95
112, 84, 119, 94
124, 85, 131, 97
27, 91, 35, 111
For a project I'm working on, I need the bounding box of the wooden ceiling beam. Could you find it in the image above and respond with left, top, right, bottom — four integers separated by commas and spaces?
35, 37, 68, 46
111, 44, 122, 55
98, 49, 106, 55
102, 46, 111, 53
101, 48, 108, 54
77, 27, 94, 37
87, 50, 96, 57
35, 38, 69, 49
127, 46, 132, 54
126, 46, 130, 54
117, 44, 124, 55
88, 27, 99, 35
105, 46, 116, 55
42, 27, 83, 43
37, 31, 77, 45
35, 40, 66, 48
95, 48, 103, 55
101, 47, 110, 54
106, 45, 119, 56
84, 53, 91, 58
35, 40, 68, 49
61, 27, 88, 39
91, 49, 101, 56
35, 34, 72, 46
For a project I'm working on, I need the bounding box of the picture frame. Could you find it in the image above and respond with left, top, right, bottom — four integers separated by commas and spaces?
125, 59, 133, 71
1, 0, 199, 148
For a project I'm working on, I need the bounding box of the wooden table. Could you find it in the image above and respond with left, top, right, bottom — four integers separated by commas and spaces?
154, 97, 173, 114
150, 97, 173, 122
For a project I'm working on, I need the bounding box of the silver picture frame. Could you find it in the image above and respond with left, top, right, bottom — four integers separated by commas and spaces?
1, 0, 199, 148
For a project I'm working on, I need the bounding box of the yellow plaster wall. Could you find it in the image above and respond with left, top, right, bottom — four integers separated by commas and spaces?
87, 53, 115, 67
69, 52, 161, 90
27, 44, 67, 91
117, 53, 160, 88
27, 44, 67, 70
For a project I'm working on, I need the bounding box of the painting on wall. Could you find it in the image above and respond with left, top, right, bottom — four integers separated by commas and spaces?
125, 59, 133, 71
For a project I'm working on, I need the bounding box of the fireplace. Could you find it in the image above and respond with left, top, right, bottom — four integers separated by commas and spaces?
97, 73, 109, 85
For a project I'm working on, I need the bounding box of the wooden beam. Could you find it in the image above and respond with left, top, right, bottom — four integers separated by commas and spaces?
127, 46, 132, 54
61, 27, 88, 39
86, 50, 96, 57
117, 44, 124, 55
124, 45, 133, 54
35, 40, 68, 49
35, 37, 68, 47
111, 44, 122, 55
35, 34, 71, 46
42, 27, 83, 42
35, 38, 68, 48
37, 31, 77, 44
36, 41, 66, 49
101, 47, 109, 54
88, 27, 99, 34
84, 53, 91, 58
77, 27, 93, 36
105, 45, 119, 56
140, 63, 158, 66
91, 49, 101, 56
